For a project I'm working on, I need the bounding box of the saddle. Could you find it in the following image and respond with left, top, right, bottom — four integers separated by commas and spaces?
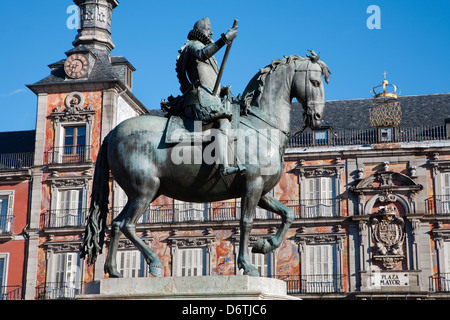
164, 102, 241, 144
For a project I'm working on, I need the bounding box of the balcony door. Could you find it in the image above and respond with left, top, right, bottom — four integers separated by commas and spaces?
304, 177, 336, 217
0, 192, 13, 233
63, 126, 86, 163
49, 252, 81, 299
57, 189, 83, 227
441, 172, 450, 214
304, 244, 338, 293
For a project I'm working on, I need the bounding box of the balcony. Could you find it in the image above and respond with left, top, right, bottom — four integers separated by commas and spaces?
41, 208, 88, 229
110, 199, 342, 225
429, 273, 450, 292
272, 274, 347, 294
35, 282, 83, 300
0, 285, 23, 300
426, 195, 450, 215
44, 145, 92, 165
0, 152, 33, 171
288, 124, 448, 148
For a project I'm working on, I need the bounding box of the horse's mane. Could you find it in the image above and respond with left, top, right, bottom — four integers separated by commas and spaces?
239, 54, 331, 110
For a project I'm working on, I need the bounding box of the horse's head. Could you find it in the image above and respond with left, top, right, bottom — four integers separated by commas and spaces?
292, 51, 331, 129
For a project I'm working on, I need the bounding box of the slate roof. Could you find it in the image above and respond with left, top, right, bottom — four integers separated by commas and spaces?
0, 130, 35, 154
28, 53, 120, 89
149, 92, 450, 132
304, 92, 450, 131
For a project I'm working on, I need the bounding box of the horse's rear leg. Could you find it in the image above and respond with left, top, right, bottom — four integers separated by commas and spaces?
120, 186, 163, 277
252, 193, 294, 254
104, 203, 130, 278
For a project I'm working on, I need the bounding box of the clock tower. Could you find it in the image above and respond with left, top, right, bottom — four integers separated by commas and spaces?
25, 0, 148, 299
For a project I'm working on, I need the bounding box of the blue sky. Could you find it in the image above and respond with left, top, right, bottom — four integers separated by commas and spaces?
0, 0, 449, 132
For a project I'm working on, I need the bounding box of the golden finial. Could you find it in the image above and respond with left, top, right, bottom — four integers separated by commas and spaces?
372, 71, 398, 100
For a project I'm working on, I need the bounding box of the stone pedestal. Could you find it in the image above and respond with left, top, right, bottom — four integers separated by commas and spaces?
77, 275, 299, 300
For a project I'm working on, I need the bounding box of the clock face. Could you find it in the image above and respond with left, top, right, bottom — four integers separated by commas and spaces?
64, 54, 89, 79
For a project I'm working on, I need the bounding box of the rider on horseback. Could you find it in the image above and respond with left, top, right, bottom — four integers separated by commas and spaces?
162, 17, 245, 176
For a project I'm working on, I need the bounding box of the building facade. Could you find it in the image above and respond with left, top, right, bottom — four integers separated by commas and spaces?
1, 0, 449, 300
0, 131, 34, 300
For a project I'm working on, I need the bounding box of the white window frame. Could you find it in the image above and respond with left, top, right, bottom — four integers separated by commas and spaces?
303, 176, 336, 217
0, 191, 14, 233
55, 122, 90, 163
49, 185, 87, 228
440, 172, 450, 214
175, 248, 206, 277
57, 189, 83, 227
0, 253, 9, 288
304, 244, 338, 293
47, 252, 82, 299
174, 200, 208, 222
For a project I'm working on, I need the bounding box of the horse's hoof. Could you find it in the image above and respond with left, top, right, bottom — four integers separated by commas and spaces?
149, 264, 163, 277
107, 271, 122, 278
252, 238, 272, 254
243, 268, 260, 277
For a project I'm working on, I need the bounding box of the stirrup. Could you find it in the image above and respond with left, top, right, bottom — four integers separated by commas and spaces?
220, 164, 246, 176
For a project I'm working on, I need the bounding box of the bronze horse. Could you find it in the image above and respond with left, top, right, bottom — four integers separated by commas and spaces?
81, 53, 330, 277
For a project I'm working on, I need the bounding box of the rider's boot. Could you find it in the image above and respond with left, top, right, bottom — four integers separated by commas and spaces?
216, 119, 245, 176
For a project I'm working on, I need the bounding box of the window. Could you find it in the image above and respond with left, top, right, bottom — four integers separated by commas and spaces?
444, 242, 450, 274
48, 252, 82, 299
0, 192, 13, 233
441, 173, 450, 214
63, 126, 86, 163
56, 189, 84, 227
177, 248, 206, 276
379, 127, 394, 142
126, 67, 133, 89
0, 254, 7, 288
304, 244, 338, 293
303, 177, 336, 217
175, 200, 207, 222
314, 130, 329, 145
117, 250, 148, 278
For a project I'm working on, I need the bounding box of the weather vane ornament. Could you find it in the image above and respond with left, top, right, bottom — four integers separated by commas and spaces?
369, 72, 402, 127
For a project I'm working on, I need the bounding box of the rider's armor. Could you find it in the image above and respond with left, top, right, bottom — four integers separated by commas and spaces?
166, 17, 244, 176
176, 18, 233, 123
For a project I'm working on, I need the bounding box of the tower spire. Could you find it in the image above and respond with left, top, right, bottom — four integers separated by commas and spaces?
72, 0, 119, 56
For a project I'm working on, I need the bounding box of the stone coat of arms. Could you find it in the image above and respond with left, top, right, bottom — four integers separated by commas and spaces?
370, 206, 405, 269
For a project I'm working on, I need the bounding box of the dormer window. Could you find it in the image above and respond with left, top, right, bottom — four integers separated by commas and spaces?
126, 67, 133, 89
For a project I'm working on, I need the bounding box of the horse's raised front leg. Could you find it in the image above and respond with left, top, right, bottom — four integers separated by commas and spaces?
238, 177, 264, 277
252, 193, 294, 254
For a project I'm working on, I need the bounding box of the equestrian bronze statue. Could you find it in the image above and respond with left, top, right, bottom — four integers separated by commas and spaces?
81, 18, 331, 278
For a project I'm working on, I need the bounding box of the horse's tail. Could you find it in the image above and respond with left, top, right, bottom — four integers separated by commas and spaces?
80, 134, 110, 266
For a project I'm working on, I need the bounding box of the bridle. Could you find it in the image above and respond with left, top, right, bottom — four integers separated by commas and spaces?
290, 60, 326, 137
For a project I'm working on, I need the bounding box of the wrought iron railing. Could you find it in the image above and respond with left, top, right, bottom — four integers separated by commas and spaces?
287, 125, 448, 148
300, 198, 340, 218
111, 198, 341, 225
272, 274, 347, 294
0, 215, 14, 234
41, 208, 88, 228
429, 273, 450, 292
426, 195, 450, 215
0, 285, 23, 300
44, 145, 92, 164
35, 282, 83, 300
0, 152, 34, 171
